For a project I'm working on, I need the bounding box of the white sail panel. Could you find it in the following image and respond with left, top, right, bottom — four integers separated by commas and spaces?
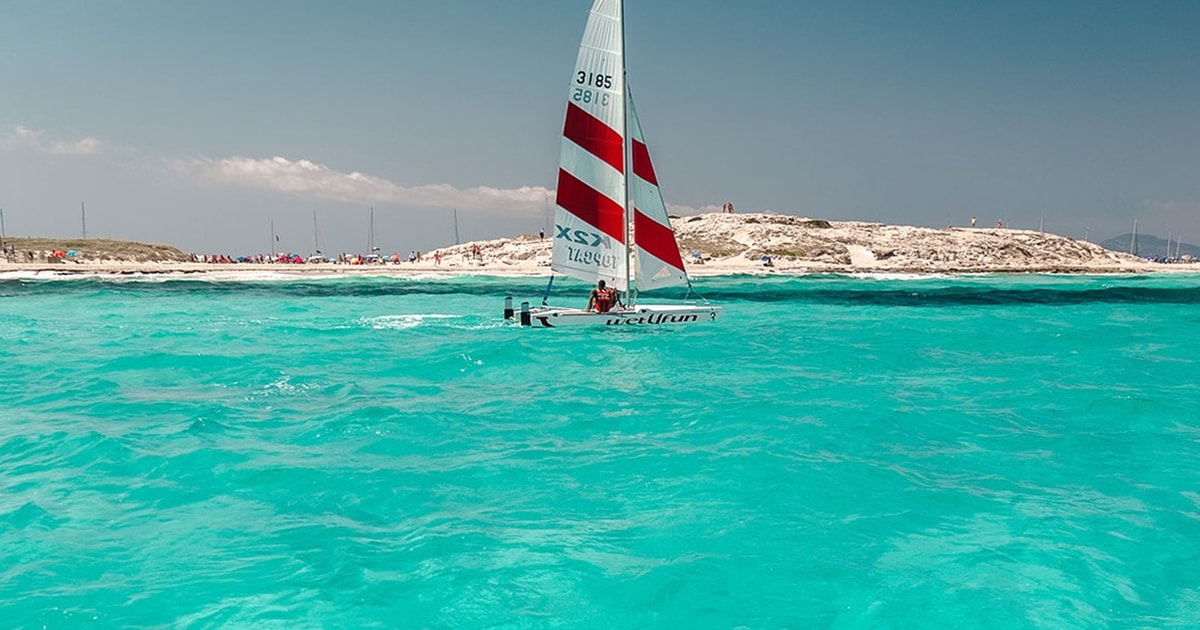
629, 91, 688, 291
552, 0, 628, 290
573, 0, 623, 133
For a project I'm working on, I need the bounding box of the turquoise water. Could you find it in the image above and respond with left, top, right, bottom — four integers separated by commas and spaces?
3, 272, 1200, 628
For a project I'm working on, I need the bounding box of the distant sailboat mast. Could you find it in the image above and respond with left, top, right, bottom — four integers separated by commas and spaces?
368, 207, 379, 253
313, 210, 321, 255
1130, 219, 1138, 256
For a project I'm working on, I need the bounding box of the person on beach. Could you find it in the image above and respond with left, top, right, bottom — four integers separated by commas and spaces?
587, 280, 622, 313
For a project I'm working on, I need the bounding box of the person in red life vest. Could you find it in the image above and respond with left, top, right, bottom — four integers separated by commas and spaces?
587, 280, 623, 313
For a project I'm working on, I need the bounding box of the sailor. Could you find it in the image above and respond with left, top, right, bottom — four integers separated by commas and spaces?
587, 280, 622, 313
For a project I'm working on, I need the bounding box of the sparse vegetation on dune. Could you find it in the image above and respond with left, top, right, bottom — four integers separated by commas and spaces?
2, 237, 194, 263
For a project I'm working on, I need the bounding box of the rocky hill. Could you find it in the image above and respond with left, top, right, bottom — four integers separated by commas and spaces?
433, 213, 1155, 274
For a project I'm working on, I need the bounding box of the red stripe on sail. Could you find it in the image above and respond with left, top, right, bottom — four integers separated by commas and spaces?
632, 139, 658, 186
634, 209, 684, 270
557, 169, 626, 243
563, 102, 624, 173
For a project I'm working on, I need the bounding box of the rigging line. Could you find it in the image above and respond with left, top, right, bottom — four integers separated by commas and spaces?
684, 279, 713, 305
542, 274, 556, 306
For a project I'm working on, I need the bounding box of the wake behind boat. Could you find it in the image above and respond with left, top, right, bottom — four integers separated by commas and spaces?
506, 0, 721, 328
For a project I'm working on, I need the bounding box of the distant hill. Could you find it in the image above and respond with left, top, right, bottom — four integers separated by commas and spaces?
1100, 234, 1199, 259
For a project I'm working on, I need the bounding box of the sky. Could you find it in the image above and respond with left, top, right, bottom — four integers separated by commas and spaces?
2, 0, 1198, 255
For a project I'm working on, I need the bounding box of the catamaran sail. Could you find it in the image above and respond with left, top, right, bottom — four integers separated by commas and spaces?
508, 0, 719, 327
629, 90, 688, 291
552, 0, 628, 291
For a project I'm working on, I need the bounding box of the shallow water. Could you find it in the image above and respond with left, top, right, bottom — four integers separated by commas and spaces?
2, 273, 1199, 627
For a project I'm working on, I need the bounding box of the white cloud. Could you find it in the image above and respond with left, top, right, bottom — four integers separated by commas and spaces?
2, 124, 714, 217
2, 125, 102, 155
173, 154, 723, 218
173, 155, 553, 216
50, 136, 103, 155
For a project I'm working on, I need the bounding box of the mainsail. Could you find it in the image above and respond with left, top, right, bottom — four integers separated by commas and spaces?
552, 0, 629, 291
629, 90, 688, 291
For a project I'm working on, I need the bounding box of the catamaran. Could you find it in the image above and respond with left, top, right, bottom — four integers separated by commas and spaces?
507, 0, 721, 328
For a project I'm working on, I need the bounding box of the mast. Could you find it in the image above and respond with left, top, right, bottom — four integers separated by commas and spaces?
454, 208, 460, 245
619, 0, 632, 303
1130, 219, 1138, 256
81, 202, 87, 239
368, 207, 378, 253
270, 219, 276, 257
313, 210, 320, 254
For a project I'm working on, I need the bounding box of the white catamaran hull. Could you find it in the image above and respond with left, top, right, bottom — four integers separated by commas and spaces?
524, 304, 720, 328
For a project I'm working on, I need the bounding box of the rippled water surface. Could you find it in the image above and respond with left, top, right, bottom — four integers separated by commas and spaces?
2, 273, 1199, 627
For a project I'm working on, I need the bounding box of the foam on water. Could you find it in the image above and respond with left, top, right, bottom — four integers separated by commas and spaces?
2, 273, 1200, 626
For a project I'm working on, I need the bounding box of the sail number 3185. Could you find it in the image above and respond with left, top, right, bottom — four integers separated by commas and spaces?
572, 71, 614, 107
577, 71, 613, 89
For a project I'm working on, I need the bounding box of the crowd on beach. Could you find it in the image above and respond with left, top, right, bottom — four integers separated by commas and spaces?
197, 251, 441, 265
1141, 254, 1196, 264
193, 246, 493, 266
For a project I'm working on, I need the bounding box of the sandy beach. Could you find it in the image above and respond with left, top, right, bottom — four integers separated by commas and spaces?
2, 213, 1195, 278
